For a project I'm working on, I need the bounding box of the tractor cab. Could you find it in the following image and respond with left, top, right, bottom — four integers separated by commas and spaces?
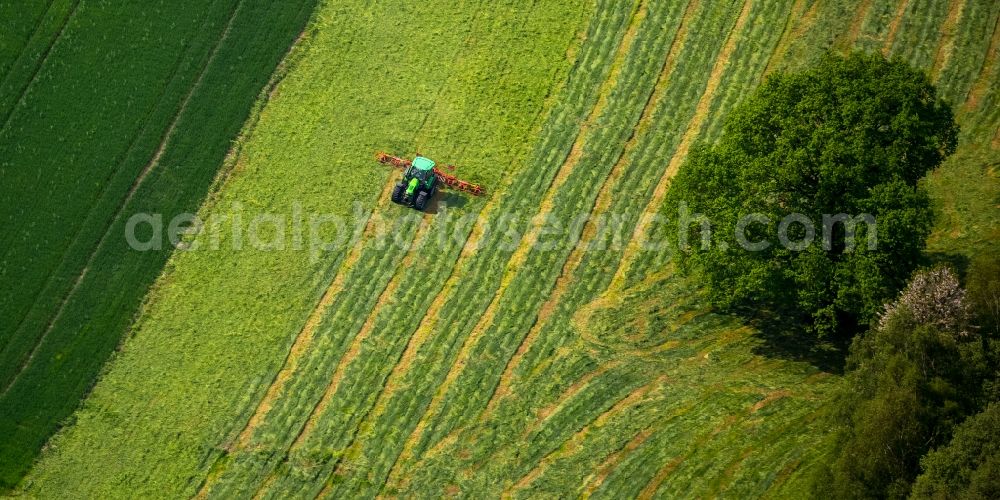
409, 156, 436, 184
390, 156, 438, 211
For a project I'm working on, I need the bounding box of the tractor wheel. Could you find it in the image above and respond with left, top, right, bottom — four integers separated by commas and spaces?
391, 183, 405, 204
414, 191, 429, 211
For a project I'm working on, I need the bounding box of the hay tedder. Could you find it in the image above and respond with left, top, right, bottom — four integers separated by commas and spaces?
376, 152, 485, 211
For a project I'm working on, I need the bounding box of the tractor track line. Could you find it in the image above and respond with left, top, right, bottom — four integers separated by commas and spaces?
479, 0, 700, 424
0, 38, 194, 362
0, 0, 56, 88
0, 0, 235, 272
837, 0, 875, 51
0, 0, 60, 249
388, 0, 647, 478
962, 12, 1000, 114
0, 0, 246, 400
882, 0, 912, 56
762, 0, 816, 77
609, 0, 754, 294
0, 0, 83, 263
930, 0, 967, 82
0, 0, 81, 135
505, 375, 667, 496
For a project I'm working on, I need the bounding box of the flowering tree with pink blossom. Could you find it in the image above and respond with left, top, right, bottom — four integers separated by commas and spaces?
878, 266, 973, 339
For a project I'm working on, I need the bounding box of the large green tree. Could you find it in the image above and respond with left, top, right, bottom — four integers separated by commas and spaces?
664, 52, 958, 336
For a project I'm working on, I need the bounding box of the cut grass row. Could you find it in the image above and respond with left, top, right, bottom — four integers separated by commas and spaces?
249, 0, 995, 495
853, 0, 909, 54
216, 0, 996, 495
386, 0, 948, 494
0, 0, 318, 489
888, 0, 952, 71
938, 0, 1000, 109
202, 209, 425, 498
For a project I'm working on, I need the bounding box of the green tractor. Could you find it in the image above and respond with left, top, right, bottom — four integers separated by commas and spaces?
390, 156, 437, 211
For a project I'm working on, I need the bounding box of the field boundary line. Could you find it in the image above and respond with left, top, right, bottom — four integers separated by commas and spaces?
0, 0, 246, 400
882, 0, 912, 56
930, 0, 967, 82
961, 13, 1000, 114
0, 0, 81, 134
837, 0, 875, 51
505, 375, 667, 496
387, 0, 647, 478
608, 0, 754, 294
478, 0, 700, 425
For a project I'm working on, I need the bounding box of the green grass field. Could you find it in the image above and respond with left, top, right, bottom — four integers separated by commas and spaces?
9, 0, 1000, 497
0, 0, 317, 488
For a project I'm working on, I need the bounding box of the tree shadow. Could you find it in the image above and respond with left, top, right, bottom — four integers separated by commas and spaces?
924, 251, 970, 278
739, 306, 851, 375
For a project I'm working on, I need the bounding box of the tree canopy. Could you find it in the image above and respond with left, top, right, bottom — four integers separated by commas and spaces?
663, 52, 958, 336
912, 402, 1000, 499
